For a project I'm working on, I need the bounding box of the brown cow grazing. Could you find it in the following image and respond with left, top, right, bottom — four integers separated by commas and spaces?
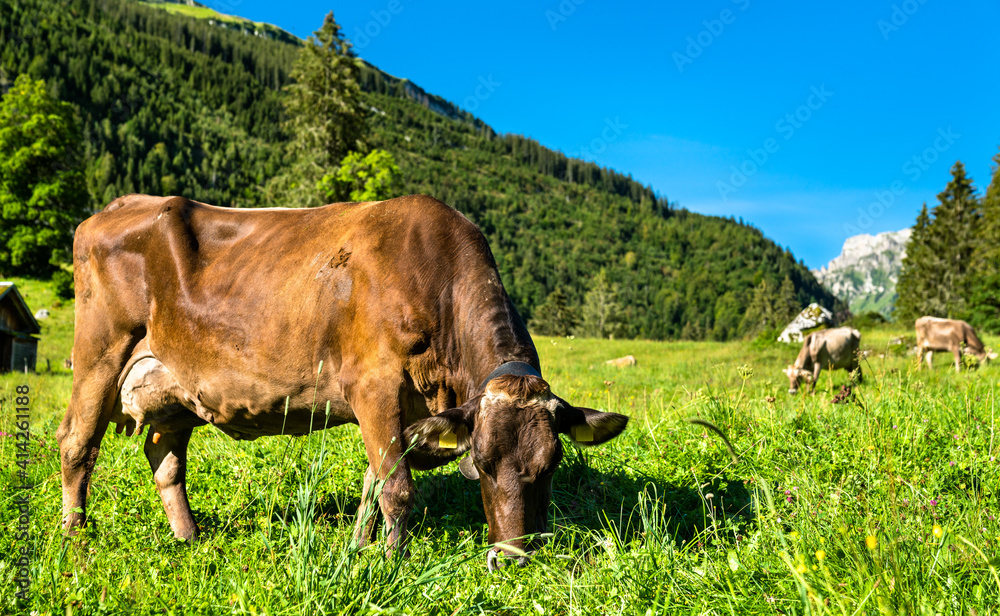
57, 194, 628, 570
915, 316, 997, 371
782, 327, 861, 394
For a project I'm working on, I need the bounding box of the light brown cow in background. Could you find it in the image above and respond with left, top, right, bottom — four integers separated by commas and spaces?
783, 327, 861, 394
915, 316, 997, 371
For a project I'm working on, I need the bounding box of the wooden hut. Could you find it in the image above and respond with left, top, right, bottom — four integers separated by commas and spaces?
0, 282, 40, 373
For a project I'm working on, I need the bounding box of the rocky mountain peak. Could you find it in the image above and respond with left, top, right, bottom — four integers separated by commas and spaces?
813, 228, 911, 316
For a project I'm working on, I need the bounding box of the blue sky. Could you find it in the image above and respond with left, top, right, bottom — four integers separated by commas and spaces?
206, 0, 1000, 269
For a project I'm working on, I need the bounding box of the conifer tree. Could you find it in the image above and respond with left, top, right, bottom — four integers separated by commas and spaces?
270, 12, 368, 207
968, 150, 1000, 331
739, 279, 776, 337
932, 161, 980, 315
775, 276, 801, 325
529, 287, 579, 336
895, 204, 934, 321
896, 162, 980, 321
577, 270, 624, 339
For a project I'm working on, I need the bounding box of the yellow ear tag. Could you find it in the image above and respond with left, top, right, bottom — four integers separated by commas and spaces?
572, 424, 594, 443
439, 431, 458, 449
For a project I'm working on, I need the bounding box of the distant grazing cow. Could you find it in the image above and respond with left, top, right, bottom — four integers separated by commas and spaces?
783, 327, 861, 394
915, 316, 997, 371
57, 194, 628, 570
605, 355, 637, 368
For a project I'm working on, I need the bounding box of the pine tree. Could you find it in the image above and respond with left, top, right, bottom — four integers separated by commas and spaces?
739, 279, 776, 337
931, 161, 980, 316
775, 276, 801, 325
895, 204, 933, 321
529, 287, 579, 336
0, 75, 90, 275
896, 162, 980, 321
577, 270, 624, 339
968, 150, 1000, 331
270, 12, 368, 207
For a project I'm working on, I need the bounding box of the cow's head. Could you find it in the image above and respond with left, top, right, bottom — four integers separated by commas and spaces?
782, 365, 813, 394
404, 374, 628, 570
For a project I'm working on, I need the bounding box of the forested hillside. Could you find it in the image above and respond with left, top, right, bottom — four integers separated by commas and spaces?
0, 0, 842, 339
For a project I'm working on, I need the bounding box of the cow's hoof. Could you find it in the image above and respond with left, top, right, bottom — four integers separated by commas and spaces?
486, 548, 530, 571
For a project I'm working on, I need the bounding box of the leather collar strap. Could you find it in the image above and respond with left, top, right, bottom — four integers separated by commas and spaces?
477, 361, 541, 392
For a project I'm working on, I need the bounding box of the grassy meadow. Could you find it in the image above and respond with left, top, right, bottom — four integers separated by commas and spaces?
2, 279, 1000, 614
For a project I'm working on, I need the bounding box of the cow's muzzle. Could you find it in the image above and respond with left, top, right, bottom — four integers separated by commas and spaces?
486, 547, 531, 571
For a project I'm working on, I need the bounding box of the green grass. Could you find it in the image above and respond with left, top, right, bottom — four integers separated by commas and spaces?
2, 278, 999, 614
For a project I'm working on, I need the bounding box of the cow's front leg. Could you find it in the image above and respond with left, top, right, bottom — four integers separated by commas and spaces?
355, 431, 414, 553
953, 348, 962, 372
144, 427, 197, 541
353, 465, 379, 544
349, 386, 414, 553
810, 364, 822, 394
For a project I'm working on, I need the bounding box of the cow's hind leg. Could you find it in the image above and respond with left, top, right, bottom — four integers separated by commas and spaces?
57, 338, 136, 535
145, 427, 197, 540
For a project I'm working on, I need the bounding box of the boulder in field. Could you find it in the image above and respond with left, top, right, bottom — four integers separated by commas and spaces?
778, 303, 834, 344
605, 355, 637, 368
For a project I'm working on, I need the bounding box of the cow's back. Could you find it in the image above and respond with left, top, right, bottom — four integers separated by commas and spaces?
809, 327, 859, 369
914, 316, 979, 352
73, 194, 530, 428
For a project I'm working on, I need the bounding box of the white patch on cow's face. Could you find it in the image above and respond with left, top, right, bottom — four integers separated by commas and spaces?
783, 365, 812, 393
480, 382, 559, 419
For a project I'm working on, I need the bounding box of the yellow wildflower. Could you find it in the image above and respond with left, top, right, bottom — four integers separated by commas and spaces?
866, 535, 878, 550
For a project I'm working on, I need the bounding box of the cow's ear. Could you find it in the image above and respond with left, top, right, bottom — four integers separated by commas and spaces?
404, 402, 475, 456
557, 403, 628, 446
